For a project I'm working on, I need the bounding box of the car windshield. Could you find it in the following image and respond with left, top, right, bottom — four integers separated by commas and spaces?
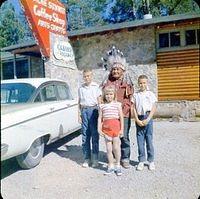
1, 83, 36, 104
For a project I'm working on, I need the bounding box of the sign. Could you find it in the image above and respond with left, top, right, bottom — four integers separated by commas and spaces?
20, 0, 67, 57
53, 40, 75, 62
50, 33, 76, 69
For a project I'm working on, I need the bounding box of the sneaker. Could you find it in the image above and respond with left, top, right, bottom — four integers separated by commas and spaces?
148, 162, 155, 171
121, 161, 130, 169
91, 160, 99, 168
104, 167, 115, 175
136, 162, 144, 171
82, 160, 90, 168
115, 166, 122, 176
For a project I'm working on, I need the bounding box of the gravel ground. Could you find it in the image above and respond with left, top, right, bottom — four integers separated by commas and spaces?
1, 121, 200, 199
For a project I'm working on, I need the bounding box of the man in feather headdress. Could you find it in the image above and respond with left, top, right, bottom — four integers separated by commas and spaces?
101, 46, 134, 169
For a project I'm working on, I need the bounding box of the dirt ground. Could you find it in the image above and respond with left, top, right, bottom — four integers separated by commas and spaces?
1, 121, 200, 199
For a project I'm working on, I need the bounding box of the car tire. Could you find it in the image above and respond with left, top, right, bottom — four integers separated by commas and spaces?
16, 137, 44, 169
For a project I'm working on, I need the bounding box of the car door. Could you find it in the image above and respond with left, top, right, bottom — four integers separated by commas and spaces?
34, 83, 61, 139
55, 82, 80, 137
32, 81, 80, 140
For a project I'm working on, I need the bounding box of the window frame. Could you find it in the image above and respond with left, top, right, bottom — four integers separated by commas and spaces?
156, 25, 199, 52
55, 83, 73, 101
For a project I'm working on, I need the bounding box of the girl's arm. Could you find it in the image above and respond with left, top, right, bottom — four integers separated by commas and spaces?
98, 108, 104, 136
119, 105, 124, 137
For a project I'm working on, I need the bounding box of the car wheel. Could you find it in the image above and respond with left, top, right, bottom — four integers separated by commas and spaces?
16, 137, 44, 169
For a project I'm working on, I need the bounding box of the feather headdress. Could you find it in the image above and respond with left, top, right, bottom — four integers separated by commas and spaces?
100, 46, 134, 87
101, 46, 127, 71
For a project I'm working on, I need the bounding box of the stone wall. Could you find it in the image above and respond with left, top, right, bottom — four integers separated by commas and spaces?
72, 25, 156, 70
72, 25, 157, 95
44, 60, 79, 98
156, 100, 200, 121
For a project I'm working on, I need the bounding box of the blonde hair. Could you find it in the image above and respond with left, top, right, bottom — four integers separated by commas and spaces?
83, 68, 92, 73
102, 86, 117, 103
138, 75, 148, 81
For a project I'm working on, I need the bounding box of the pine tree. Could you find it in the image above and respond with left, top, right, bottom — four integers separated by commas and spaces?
0, 2, 25, 48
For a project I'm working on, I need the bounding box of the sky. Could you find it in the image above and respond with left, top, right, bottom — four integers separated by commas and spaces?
9, 0, 21, 14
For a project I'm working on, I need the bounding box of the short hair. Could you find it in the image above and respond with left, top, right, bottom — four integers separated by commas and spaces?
83, 68, 92, 73
102, 86, 117, 103
138, 75, 148, 81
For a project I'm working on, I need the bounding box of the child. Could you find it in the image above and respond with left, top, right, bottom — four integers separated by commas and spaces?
98, 86, 124, 176
78, 69, 102, 168
132, 75, 157, 171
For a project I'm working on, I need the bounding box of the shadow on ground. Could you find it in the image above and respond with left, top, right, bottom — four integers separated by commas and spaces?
52, 144, 108, 171
1, 157, 21, 180
48, 131, 108, 171
1, 131, 81, 179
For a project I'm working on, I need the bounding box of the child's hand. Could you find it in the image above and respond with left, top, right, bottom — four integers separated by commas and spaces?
136, 119, 144, 127
142, 118, 150, 126
98, 130, 105, 137
119, 131, 123, 138
100, 133, 105, 137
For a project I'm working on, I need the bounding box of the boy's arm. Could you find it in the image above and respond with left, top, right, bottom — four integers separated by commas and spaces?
133, 105, 144, 127
97, 96, 102, 105
142, 103, 156, 126
78, 98, 82, 123
97, 86, 102, 105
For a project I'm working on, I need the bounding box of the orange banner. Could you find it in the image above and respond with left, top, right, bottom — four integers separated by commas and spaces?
20, 0, 67, 57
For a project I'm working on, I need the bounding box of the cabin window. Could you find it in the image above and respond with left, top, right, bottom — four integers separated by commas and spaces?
159, 31, 180, 48
2, 59, 28, 79
16, 60, 29, 78
186, 29, 196, 45
185, 29, 200, 45
2, 61, 14, 79
159, 33, 169, 48
170, 32, 180, 47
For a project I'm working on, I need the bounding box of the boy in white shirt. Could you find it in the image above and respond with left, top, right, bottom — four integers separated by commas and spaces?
78, 69, 102, 168
132, 75, 157, 171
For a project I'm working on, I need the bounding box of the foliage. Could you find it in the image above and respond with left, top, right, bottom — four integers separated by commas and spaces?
102, 0, 200, 22
63, 0, 107, 30
149, 0, 200, 16
0, 2, 32, 48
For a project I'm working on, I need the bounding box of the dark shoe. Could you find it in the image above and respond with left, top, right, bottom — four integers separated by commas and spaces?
115, 166, 122, 176
121, 161, 130, 169
91, 160, 99, 168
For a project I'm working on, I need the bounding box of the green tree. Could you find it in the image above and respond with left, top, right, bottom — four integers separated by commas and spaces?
63, 0, 107, 30
18, 10, 33, 42
149, 0, 200, 16
0, 2, 25, 48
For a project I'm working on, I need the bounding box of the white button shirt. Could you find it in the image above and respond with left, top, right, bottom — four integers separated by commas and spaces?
78, 82, 102, 106
133, 90, 157, 115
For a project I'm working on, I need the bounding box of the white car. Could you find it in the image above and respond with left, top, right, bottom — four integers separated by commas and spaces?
1, 78, 81, 169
